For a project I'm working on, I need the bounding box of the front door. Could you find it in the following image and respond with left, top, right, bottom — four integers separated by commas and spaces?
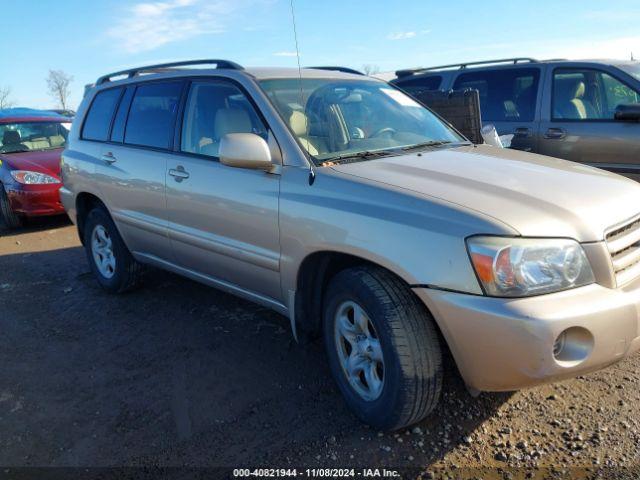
538, 67, 640, 176
165, 79, 282, 301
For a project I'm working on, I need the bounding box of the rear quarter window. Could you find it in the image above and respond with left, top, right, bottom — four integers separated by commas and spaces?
395, 75, 443, 95
124, 82, 183, 149
82, 88, 123, 141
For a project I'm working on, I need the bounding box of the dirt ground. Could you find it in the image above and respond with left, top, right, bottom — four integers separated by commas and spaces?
1, 216, 640, 479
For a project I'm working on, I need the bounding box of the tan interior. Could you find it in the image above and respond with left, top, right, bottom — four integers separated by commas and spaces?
1, 129, 66, 150
289, 110, 327, 156
561, 81, 598, 119
198, 108, 253, 157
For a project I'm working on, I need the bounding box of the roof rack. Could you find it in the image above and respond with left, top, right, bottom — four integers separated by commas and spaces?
395, 58, 538, 78
96, 59, 244, 85
307, 66, 364, 75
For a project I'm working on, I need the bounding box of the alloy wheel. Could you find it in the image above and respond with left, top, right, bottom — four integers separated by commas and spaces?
334, 300, 385, 401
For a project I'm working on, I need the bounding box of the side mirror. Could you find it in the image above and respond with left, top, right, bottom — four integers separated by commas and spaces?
614, 103, 640, 122
219, 133, 273, 170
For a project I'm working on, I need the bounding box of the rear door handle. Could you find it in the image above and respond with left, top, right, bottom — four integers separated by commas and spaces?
544, 128, 566, 140
101, 152, 117, 164
168, 165, 190, 182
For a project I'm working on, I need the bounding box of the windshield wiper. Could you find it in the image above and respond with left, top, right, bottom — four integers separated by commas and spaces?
321, 149, 398, 165
400, 140, 454, 152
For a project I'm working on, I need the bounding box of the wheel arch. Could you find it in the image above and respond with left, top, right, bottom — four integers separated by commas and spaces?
293, 250, 446, 341
75, 192, 109, 245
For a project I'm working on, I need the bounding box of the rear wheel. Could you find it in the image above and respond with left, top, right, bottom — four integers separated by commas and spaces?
83, 207, 143, 293
323, 266, 443, 430
0, 186, 23, 229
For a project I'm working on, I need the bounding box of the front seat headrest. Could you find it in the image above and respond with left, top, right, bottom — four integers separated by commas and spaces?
571, 81, 586, 99
3, 130, 21, 145
289, 110, 309, 136
214, 109, 252, 139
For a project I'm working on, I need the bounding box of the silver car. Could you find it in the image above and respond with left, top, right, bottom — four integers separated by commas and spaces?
61, 60, 640, 430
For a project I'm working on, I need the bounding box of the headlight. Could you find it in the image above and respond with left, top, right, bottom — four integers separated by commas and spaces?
10, 170, 61, 185
467, 236, 595, 297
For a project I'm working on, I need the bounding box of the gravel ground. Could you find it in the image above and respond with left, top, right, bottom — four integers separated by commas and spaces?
1, 217, 640, 479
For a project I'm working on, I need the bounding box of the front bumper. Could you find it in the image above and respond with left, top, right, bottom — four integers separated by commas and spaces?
5, 184, 65, 217
414, 278, 640, 392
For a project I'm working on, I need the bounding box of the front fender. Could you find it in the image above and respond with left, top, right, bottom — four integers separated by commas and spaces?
279, 166, 517, 299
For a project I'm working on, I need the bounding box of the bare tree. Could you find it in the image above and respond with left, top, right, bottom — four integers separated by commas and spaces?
0, 86, 15, 109
46, 70, 73, 110
362, 64, 381, 76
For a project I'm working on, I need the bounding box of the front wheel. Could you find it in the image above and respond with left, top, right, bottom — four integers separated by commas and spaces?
323, 266, 443, 430
0, 187, 23, 229
83, 207, 143, 293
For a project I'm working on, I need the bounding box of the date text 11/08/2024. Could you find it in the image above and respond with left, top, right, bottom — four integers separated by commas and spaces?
233, 468, 401, 478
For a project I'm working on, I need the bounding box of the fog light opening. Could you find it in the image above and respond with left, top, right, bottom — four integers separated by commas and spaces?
553, 327, 594, 367
553, 332, 567, 358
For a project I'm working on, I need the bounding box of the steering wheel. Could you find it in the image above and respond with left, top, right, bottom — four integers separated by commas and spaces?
370, 127, 397, 138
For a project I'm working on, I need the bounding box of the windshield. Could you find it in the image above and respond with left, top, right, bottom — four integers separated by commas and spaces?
0, 121, 70, 154
259, 78, 465, 163
619, 63, 640, 81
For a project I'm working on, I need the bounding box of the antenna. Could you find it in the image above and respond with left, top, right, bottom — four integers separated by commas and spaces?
289, 0, 315, 184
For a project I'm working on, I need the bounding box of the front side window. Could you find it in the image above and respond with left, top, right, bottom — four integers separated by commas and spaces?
453, 68, 540, 122
0, 121, 70, 153
553, 69, 640, 120
181, 81, 267, 158
82, 87, 122, 141
124, 82, 182, 149
259, 78, 463, 163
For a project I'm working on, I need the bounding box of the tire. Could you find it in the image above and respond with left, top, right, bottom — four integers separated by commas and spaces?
83, 206, 143, 293
0, 186, 23, 229
323, 266, 443, 430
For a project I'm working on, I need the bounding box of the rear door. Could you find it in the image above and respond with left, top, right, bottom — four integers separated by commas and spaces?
452, 67, 543, 152
538, 66, 640, 174
91, 80, 183, 260
165, 78, 282, 301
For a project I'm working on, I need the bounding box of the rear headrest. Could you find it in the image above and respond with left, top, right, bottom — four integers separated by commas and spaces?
289, 110, 309, 136
3, 130, 21, 145
214, 109, 252, 139
571, 81, 586, 99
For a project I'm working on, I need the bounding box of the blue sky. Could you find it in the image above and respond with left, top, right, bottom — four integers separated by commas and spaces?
3, 0, 640, 109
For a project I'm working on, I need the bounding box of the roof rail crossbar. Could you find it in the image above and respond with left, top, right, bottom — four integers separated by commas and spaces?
307, 66, 364, 75
395, 57, 538, 78
96, 59, 244, 85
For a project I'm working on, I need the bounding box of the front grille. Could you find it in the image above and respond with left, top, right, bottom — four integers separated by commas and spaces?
606, 216, 640, 287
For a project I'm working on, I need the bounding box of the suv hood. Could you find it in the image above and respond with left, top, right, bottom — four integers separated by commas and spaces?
330, 144, 640, 242
0, 148, 62, 177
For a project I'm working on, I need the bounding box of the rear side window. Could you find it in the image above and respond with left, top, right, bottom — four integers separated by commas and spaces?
82, 88, 122, 141
453, 68, 540, 122
124, 82, 183, 149
395, 75, 442, 95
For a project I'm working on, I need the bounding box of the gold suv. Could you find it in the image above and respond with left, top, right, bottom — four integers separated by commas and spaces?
61, 60, 640, 430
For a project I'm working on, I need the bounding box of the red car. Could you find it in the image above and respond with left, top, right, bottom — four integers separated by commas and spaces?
0, 110, 71, 228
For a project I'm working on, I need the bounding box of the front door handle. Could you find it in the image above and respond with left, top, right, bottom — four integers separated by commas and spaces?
513, 127, 532, 138
544, 128, 566, 140
168, 165, 190, 182
101, 152, 117, 164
